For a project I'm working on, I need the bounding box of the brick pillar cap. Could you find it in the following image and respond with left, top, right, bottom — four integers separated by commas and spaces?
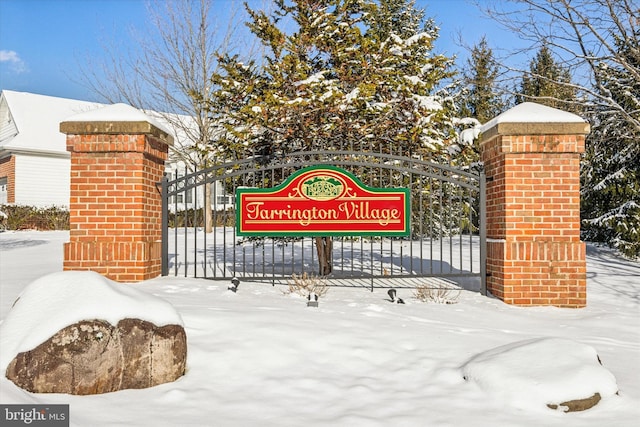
60, 103, 174, 145
480, 102, 590, 141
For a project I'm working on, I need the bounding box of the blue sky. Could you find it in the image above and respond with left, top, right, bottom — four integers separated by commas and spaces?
0, 0, 515, 103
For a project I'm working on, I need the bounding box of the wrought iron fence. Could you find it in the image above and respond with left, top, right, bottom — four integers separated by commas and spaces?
160, 150, 486, 294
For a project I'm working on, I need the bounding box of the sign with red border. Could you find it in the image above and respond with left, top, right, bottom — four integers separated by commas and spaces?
236, 165, 410, 236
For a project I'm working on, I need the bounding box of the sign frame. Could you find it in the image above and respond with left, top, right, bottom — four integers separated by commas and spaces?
236, 165, 410, 237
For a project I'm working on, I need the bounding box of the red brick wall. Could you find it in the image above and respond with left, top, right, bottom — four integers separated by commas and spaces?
62, 127, 171, 282
0, 155, 16, 204
481, 131, 588, 307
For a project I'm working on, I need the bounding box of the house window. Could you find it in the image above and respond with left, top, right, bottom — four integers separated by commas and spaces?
174, 190, 193, 205
169, 170, 193, 205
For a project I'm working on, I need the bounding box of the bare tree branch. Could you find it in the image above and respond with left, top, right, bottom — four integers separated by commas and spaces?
480, 0, 640, 132
78, 0, 260, 232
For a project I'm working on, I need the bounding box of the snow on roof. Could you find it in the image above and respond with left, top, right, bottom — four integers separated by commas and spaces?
0, 90, 105, 154
0, 270, 183, 372
63, 102, 172, 135
1, 91, 181, 156
480, 102, 587, 133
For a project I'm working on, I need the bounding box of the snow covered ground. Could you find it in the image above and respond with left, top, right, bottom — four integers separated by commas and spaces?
0, 230, 639, 426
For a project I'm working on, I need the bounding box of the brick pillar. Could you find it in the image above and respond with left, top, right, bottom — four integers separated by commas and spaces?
0, 156, 16, 204
480, 103, 589, 307
60, 104, 173, 282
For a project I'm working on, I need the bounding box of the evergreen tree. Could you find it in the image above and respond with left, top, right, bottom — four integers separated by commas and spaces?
209, 0, 459, 160
207, 0, 464, 274
452, 36, 505, 168
517, 45, 578, 111
581, 31, 640, 258
461, 36, 504, 125
368, 0, 423, 39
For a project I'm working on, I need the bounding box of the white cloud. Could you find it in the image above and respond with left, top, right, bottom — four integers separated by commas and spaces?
0, 50, 28, 73
0, 50, 19, 62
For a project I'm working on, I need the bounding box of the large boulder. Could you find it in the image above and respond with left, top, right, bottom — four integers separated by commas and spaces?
1, 271, 186, 395
461, 337, 618, 412
5, 318, 186, 395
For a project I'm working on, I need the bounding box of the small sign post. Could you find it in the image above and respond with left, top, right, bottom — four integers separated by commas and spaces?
236, 165, 410, 237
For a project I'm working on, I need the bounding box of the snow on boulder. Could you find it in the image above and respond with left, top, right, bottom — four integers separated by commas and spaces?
1, 271, 186, 395
461, 337, 618, 412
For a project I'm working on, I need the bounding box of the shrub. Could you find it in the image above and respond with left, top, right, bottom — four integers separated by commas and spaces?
413, 283, 460, 304
168, 208, 236, 228
0, 205, 69, 231
285, 273, 329, 298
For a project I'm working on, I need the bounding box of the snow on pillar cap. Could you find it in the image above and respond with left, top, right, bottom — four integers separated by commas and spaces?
60, 102, 174, 145
480, 102, 590, 140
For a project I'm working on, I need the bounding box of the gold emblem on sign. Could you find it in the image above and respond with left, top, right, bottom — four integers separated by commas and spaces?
300, 175, 345, 201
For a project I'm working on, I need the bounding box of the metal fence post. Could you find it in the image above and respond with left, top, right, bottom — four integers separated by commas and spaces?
161, 173, 169, 276
479, 167, 487, 296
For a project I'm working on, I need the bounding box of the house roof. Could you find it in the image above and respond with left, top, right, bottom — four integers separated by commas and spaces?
0, 90, 105, 156
0, 90, 204, 160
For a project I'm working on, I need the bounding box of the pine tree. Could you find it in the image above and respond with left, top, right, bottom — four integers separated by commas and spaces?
517, 45, 578, 111
368, 0, 423, 39
207, 0, 462, 274
452, 36, 506, 168
581, 31, 640, 258
210, 0, 458, 160
461, 36, 504, 125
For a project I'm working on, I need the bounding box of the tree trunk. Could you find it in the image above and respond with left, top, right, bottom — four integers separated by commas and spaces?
315, 237, 333, 276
